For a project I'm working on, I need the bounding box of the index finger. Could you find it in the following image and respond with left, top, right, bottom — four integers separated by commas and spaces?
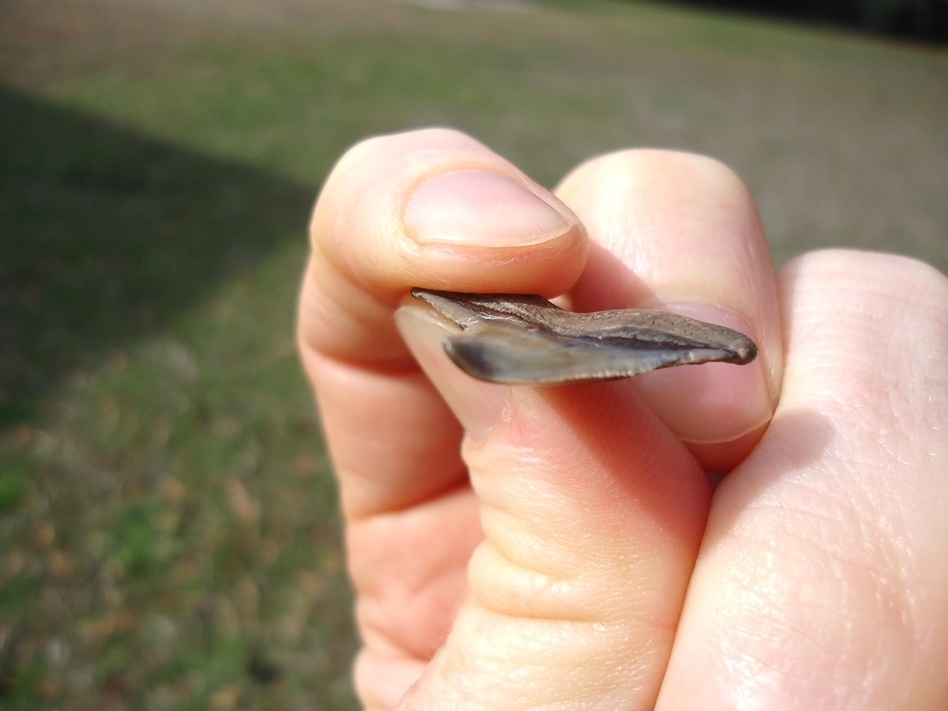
297, 129, 587, 517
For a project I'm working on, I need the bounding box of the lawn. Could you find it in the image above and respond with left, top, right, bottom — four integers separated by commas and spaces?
0, 0, 945, 708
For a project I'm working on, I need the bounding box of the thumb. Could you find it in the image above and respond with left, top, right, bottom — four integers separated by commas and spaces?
394, 297, 711, 709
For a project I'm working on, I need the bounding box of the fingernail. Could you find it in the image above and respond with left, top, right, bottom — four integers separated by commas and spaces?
404, 169, 572, 246
633, 305, 772, 445
395, 296, 508, 442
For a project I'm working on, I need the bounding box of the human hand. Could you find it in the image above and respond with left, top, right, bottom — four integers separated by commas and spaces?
297, 129, 948, 710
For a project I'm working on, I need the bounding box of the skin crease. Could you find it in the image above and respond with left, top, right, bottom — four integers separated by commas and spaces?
298, 128, 948, 710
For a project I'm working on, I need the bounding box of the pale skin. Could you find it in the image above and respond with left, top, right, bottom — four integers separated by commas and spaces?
297, 129, 948, 710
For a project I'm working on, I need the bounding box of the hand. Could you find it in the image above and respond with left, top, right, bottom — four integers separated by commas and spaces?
297, 129, 948, 710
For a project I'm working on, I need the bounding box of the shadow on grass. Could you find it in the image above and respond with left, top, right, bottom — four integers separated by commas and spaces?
655, 0, 948, 41
0, 85, 359, 709
0, 85, 314, 424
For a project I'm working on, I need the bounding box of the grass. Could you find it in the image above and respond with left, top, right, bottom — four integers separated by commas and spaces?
0, 0, 945, 708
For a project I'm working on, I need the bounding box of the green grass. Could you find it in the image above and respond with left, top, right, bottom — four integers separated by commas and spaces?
1, 0, 946, 708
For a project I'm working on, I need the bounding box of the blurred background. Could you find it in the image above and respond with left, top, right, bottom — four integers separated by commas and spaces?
1, 0, 945, 708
